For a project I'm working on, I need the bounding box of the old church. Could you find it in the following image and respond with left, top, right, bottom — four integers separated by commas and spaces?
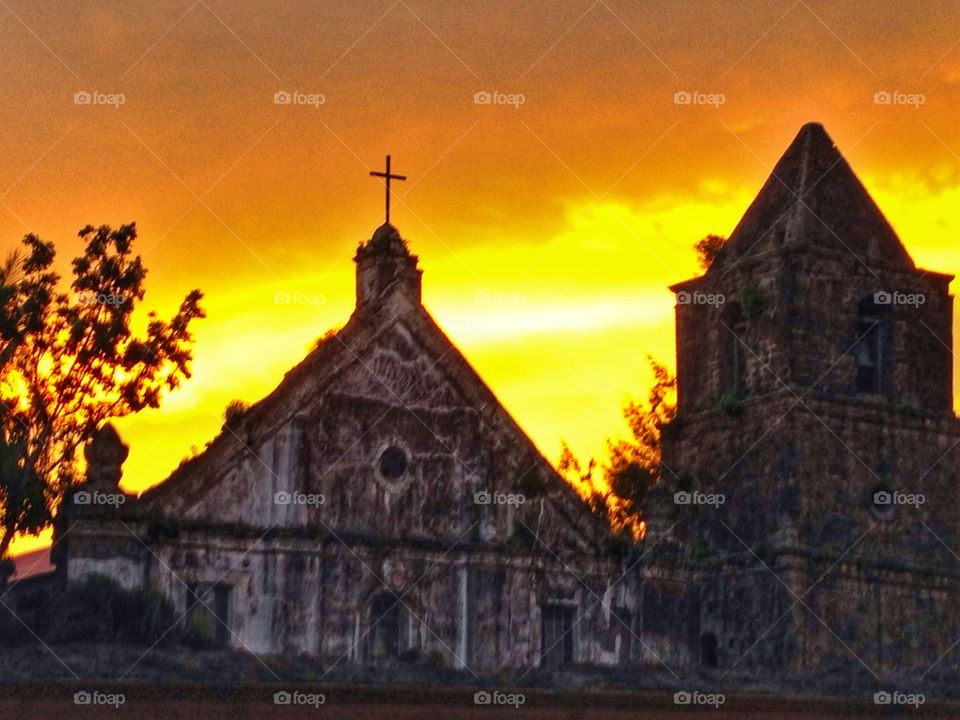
58, 220, 634, 674
56, 123, 960, 680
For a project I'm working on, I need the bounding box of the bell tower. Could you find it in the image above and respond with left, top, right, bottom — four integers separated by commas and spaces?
651, 124, 960, 673
670, 123, 953, 417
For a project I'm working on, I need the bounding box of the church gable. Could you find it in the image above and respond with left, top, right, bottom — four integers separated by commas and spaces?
139, 225, 611, 555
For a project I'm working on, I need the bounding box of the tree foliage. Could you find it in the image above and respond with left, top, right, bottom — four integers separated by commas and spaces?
560, 357, 677, 540
694, 234, 727, 271
222, 399, 250, 430
0, 223, 204, 560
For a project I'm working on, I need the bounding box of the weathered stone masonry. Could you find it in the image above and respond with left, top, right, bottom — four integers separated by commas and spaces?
650, 123, 960, 675
59, 223, 636, 675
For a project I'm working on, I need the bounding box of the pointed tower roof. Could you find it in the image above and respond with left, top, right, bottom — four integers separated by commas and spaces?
711, 123, 914, 272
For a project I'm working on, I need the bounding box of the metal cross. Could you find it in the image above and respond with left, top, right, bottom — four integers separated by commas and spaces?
369, 154, 407, 224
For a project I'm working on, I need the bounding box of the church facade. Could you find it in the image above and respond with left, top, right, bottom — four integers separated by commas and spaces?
57, 223, 635, 674
57, 123, 960, 681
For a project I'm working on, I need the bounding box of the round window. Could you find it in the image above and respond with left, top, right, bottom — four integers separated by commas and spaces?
378, 445, 408, 481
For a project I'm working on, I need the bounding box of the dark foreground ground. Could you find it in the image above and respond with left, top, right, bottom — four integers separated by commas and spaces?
1, 643, 956, 717
1, 684, 958, 719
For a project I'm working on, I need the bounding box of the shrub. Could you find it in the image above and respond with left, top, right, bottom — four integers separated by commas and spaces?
182, 610, 216, 649
0, 579, 56, 647
45, 574, 176, 645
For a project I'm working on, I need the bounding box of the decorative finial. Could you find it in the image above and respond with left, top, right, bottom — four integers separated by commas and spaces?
84, 423, 129, 488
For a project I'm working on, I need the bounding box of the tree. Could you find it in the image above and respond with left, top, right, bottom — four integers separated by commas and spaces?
559, 357, 677, 540
0, 223, 204, 560
694, 234, 727, 271
558, 442, 606, 519
604, 357, 677, 537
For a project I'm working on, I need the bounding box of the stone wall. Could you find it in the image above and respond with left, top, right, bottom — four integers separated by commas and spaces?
61, 514, 632, 675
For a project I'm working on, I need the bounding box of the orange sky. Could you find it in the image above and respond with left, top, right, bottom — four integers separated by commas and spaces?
5, 0, 960, 555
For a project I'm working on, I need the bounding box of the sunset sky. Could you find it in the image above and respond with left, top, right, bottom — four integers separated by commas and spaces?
5, 0, 960, 555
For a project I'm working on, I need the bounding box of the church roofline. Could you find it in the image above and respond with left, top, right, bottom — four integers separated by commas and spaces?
140, 269, 614, 550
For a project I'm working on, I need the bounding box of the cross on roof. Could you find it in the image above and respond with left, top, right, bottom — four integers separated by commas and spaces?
369, 154, 407, 224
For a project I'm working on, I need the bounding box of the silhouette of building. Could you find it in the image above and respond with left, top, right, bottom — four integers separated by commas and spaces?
58, 222, 634, 674
56, 124, 960, 682
648, 123, 960, 674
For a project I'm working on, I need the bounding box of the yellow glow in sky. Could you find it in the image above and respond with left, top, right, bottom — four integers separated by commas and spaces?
6, 1, 960, 556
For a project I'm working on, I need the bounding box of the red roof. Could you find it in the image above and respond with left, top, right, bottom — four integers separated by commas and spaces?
11, 548, 54, 580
